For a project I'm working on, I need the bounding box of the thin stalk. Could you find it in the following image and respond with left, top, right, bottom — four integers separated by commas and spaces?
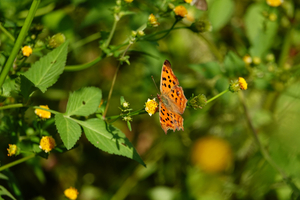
0, 154, 35, 172
104, 15, 119, 48
0, 103, 24, 110
141, 19, 180, 41
64, 56, 103, 71
239, 92, 300, 195
32, 106, 61, 115
206, 89, 229, 104
0, 0, 40, 89
0, 23, 15, 42
278, 28, 292, 69
198, 33, 223, 63
71, 32, 101, 51
103, 43, 132, 118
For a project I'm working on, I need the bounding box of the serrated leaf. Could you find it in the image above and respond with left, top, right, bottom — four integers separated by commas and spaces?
55, 113, 81, 150
80, 118, 145, 166
23, 41, 68, 93
19, 75, 35, 99
65, 87, 102, 117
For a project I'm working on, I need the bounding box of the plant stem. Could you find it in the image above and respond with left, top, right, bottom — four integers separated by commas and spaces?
0, 103, 24, 110
0, 0, 40, 89
278, 28, 292, 69
141, 19, 180, 41
0, 154, 35, 172
206, 89, 229, 104
104, 15, 119, 48
238, 92, 300, 195
0, 23, 15, 42
64, 56, 103, 71
71, 32, 101, 51
103, 44, 132, 118
32, 106, 61, 115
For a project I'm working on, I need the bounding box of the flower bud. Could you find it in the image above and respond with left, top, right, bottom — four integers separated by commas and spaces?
48, 33, 66, 48
188, 94, 207, 110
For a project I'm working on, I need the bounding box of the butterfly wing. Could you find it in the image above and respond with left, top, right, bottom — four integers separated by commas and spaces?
160, 60, 179, 94
160, 60, 187, 114
159, 100, 184, 134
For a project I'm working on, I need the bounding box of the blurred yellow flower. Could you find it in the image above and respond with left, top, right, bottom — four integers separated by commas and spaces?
39, 136, 56, 153
35, 105, 51, 119
185, 0, 193, 3
242, 55, 252, 65
7, 144, 18, 156
239, 77, 248, 90
64, 187, 79, 200
22, 46, 32, 57
148, 14, 159, 27
124, 0, 133, 3
174, 5, 188, 18
266, 0, 283, 7
191, 136, 233, 173
145, 98, 158, 116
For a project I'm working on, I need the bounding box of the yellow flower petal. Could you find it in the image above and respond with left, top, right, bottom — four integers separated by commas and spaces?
35, 105, 51, 119
39, 136, 56, 153
64, 187, 79, 200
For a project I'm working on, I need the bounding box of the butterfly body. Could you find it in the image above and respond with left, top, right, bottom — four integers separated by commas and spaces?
158, 60, 187, 134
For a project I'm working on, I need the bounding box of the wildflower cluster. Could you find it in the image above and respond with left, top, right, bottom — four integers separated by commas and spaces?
35, 105, 51, 119
39, 136, 56, 153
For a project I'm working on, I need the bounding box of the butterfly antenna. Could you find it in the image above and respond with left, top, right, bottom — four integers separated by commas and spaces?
151, 75, 160, 93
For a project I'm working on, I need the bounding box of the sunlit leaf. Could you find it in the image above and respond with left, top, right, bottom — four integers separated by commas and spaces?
23, 41, 68, 93
65, 87, 102, 117
55, 113, 82, 150
80, 118, 145, 166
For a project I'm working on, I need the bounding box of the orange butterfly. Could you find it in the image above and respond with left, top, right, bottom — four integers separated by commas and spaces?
157, 60, 188, 134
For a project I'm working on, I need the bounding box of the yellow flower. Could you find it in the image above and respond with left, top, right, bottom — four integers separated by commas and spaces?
266, 0, 283, 7
253, 56, 261, 65
35, 105, 51, 119
242, 55, 252, 65
191, 136, 233, 173
124, 0, 133, 3
185, 0, 193, 3
22, 46, 32, 57
145, 98, 158, 116
174, 5, 188, 18
39, 136, 56, 153
64, 187, 79, 200
239, 77, 248, 90
7, 144, 18, 156
148, 14, 159, 27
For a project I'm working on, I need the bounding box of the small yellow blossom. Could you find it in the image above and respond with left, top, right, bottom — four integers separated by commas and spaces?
138, 30, 145, 37
148, 14, 159, 27
243, 55, 252, 65
238, 77, 248, 90
145, 98, 158, 116
39, 136, 56, 153
185, 0, 193, 3
266, 0, 283, 7
174, 5, 188, 18
22, 46, 32, 57
35, 105, 51, 119
124, 0, 133, 3
64, 187, 79, 200
7, 144, 18, 156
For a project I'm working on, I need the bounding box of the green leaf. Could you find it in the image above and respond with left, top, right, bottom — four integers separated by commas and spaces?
244, 3, 278, 57
80, 118, 145, 166
55, 113, 82, 150
19, 75, 35, 99
65, 87, 102, 117
23, 41, 68, 93
208, 0, 234, 31
0, 186, 16, 200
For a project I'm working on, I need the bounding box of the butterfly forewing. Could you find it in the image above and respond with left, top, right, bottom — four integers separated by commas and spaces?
158, 60, 187, 134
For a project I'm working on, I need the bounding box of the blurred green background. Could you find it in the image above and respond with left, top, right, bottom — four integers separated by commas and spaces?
1, 0, 300, 199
